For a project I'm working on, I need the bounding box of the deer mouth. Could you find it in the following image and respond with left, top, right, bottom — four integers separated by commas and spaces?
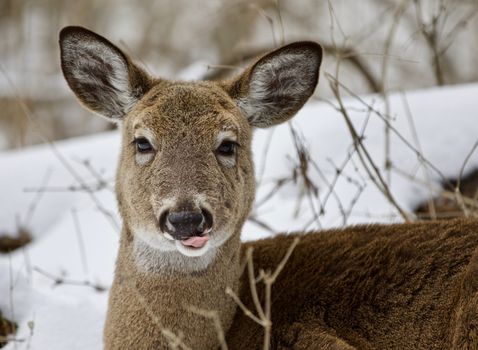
158, 207, 214, 256
181, 235, 210, 248
174, 235, 211, 257
162, 229, 212, 252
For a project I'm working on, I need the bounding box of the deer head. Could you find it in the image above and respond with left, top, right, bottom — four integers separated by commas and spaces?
60, 26, 322, 270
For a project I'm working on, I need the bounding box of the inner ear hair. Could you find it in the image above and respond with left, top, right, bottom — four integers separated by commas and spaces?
223, 41, 323, 128
59, 26, 153, 121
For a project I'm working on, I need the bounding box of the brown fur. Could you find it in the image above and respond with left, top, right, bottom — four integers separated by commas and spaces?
59, 26, 478, 350
106, 79, 255, 349
105, 232, 242, 349
228, 219, 478, 349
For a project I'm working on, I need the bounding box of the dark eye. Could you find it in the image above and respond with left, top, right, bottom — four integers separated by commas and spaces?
134, 137, 153, 153
216, 140, 237, 156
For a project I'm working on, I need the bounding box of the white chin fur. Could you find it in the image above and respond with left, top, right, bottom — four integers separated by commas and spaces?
163, 232, 175, 241
175, 240, 211, 257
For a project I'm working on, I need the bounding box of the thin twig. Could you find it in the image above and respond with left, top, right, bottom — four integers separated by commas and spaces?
326, 73, 411, 221
187, 306, 228, 350
24, 168, 53, 227
32, 266, 106, 292
225, 287, 263, 325
71, 208, 89, 276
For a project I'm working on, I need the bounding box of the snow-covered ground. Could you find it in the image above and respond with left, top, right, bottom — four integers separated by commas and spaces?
0, 83, 477, 349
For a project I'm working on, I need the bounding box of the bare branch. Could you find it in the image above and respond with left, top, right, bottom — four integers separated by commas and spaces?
187, 306, 228, 350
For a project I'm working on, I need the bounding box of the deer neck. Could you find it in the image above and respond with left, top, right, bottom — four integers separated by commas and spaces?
111, 225, 242, 348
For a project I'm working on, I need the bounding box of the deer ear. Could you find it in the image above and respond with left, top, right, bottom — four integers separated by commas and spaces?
224, 42, 322, 128
59, 26, 152, 122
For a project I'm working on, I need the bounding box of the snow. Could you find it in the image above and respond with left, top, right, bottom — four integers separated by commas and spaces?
1, 83, 477, 349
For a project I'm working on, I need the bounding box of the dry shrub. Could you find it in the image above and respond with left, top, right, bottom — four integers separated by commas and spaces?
415, 169, 478, 220
0, 227, 32, 253
0, 311, 16, 348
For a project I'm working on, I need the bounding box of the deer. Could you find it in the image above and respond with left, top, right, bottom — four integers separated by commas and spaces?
59, 26, 478, 350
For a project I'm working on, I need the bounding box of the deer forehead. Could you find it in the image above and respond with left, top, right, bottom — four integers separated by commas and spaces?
125, 83, 249, 145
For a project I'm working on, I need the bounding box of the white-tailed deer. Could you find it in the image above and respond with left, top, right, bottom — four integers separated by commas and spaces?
60, 26, 478, 350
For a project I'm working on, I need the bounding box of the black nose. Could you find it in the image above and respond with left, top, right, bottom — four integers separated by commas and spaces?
160, 209, 213, 240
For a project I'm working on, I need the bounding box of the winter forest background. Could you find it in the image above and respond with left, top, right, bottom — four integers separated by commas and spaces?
1, 0, 478, 349
1, 0, 478, 148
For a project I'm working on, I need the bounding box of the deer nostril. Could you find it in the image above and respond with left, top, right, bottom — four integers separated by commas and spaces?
200, 208, 213, 234
159, 210, 170, 233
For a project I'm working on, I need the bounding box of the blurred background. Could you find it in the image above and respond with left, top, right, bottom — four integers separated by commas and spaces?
1, 0, 478, 149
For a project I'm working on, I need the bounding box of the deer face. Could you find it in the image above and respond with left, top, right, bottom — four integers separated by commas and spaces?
60, 27, 322, 265
115, 82, 255, 258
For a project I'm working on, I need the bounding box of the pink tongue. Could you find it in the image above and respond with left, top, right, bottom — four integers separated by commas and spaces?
181, 235, 209, 248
